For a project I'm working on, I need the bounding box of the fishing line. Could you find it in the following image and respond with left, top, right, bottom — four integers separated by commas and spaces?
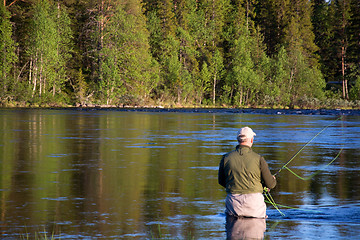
274, 116, 343, 176
266, 116, 344, 216
263, 188, 285, 216
263, 188, 323, 216
263, 198, 322, 213
283, 147, 343, 181
265, 147, 342, 216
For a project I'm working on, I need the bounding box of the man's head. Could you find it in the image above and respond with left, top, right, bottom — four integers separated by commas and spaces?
237, 127, 256, 147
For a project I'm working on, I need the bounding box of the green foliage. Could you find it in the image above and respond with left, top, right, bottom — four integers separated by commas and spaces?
0, 4, 17, 100
27, 0, 58, 96
209, 49, 224, 105
198, 62, 211, 104
74, 68, 88, 104
95, 0, 160, 105
349, 75, 360, 100
289, 50, 325, 106
2, 0, 360, 108
25, 0, 73, 104
265, 47, 290, 106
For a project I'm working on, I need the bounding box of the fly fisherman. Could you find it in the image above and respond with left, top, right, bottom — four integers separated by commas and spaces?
218, 127, 277, 218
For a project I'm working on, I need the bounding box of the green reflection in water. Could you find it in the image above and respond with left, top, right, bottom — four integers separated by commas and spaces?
0, 109, 359, 239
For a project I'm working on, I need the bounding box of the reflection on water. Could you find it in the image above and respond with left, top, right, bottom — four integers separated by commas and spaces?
226, 215, 266, 240
0, 109, 359, 239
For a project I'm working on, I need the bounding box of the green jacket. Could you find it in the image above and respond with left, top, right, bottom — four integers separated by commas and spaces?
218, 145, 276, 194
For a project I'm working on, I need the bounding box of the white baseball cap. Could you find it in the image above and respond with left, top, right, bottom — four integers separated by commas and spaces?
237, 126, 256, 141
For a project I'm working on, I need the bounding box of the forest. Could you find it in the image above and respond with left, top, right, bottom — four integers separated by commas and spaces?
0, 0, 359, 109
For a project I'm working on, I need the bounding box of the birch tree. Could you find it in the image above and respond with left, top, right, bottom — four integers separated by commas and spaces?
26, 0, 72, 102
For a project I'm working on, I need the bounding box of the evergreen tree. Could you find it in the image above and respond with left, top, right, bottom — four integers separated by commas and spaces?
198, 61, 211, 105
145, 0, 186, 104
99, 0, 159, 105
1, 0, 358, 107
159, 0, 176, 36
0, 4, 17, 100
348, 0, 360, 99
332, 0, 352, 99
54, 2, 73, 101
283, 0, 318, 66
312, 0, 336, 84
255, 0, 290, 56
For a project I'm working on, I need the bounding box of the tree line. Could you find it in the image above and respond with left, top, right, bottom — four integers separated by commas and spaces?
1, 0, 359, 108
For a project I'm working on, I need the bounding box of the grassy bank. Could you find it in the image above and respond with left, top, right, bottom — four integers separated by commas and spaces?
1, 97, 359, 110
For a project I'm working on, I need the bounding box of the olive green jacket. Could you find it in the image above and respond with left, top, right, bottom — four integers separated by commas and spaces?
218, 145, 276, 194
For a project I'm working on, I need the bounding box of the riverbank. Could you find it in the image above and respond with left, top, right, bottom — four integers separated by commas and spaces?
1, 104, 360, 116
1, 96, 360, 115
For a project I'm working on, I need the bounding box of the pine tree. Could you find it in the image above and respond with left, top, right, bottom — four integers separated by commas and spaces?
276, 0, 325, 106
312, 0, 336, 84
99, 0, 160, 105
198, 61, 211, 105
255, 0, 290, 56
283, 0, 318, 65
332, 0, 352, 99
1, 0, 356, 106
348, 0, 360, 99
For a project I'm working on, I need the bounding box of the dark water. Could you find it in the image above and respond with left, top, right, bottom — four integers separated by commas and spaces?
0, 108, 359, 239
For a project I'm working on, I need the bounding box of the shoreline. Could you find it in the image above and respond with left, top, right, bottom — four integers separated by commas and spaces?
1, 105, 360, 116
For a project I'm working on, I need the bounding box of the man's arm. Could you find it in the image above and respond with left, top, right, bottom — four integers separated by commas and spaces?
218, 156, 226, 188
260, 156, 276, 189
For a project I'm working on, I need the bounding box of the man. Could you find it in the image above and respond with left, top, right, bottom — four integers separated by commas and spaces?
218, 126, 276, 218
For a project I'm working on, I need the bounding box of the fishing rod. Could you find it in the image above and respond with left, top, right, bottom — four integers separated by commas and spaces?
264, 116, 344, 217
274, 116, 343, 176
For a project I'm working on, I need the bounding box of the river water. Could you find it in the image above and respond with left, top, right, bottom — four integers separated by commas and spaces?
0, 108, 359, 239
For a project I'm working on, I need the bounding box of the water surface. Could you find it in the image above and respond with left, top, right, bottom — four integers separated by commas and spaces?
0, 109, 359, 239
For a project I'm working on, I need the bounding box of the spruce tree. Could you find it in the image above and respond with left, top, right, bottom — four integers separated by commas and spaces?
254, 0, 290, 56
312, 0, 336, 84
348, 0, 360, 99
283, 0, 318, 65
98, 0, 159, 105
332, 0, 352, 99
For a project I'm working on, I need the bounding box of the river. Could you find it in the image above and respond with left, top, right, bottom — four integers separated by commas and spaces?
0, 108, 359, 239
